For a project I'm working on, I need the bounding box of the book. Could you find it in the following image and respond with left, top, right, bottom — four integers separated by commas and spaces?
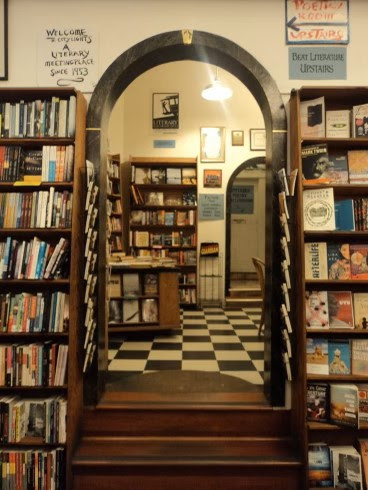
134, 167, 151, 184
350, 244, 368, 279
306, 337, 328, 375
108, 299, 122, 323
330, 383, 359, 428
348, 150, 368, 183
358, 439, 368, 489
300, 96, 325, 138
305, 291, 329, 328
22, 149, 42, 184
306, 382, 329, 422
353, 293, 368, 329
134, 231, 150, 248
308, 443, 333, 488
142, 298, 158, 322
143, 273, 158, 295
325, 153, 349, 184
328, 339, 351, 375
145, 192, 164, 206
330, 446, 363, 489
108, 274, 121, 297
303, 187, 335, 231
351, 339, 368, 376
181, 168, 197, 185
325, 109, 350, 138
304, 242, 328, 280
334, 199, 355, 231
122, 273, 140, 297
352, 103, 368, 137
327, 291, 354, 329
164, 211, 175, 226
301, 143, 330, 183
151, 168, 166, 184
327, 242, 351, 280
164, 192, 182, 206
166, 167, 181, 185
130, 210, 145, 225
122, 299, 139, 323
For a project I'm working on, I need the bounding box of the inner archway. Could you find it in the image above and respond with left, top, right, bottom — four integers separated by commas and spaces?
85, 29, 287, 406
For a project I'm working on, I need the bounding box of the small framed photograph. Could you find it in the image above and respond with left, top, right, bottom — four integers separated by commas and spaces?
152, 93, 179, 129
203, 169, 222, 188
200, 127, 225, 163
250, 128, 266, 151
231, 130, 244, 146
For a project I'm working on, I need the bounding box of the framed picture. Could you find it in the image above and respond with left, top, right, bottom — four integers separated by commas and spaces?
203, 169, 222, 188
200, 127, 225, 163
250, 128, 266, 151
0, 0, 7, 80
152, 93, 179, 129
231, 130, 244, 146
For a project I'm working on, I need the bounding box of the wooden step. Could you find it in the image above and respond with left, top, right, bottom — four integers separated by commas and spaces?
228, 287, 261, 298
225, 297, 263, 307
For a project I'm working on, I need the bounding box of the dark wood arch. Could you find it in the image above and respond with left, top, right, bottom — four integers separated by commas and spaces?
225, 156, 266, 296
86, 29, 287, 405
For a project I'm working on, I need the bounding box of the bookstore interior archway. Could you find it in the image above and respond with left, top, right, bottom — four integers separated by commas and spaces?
85, 29, 287, 405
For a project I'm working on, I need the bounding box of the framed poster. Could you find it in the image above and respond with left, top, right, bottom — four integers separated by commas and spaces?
203, 169, 222, 188
152, 93, 179, 129
250, 128, 266, 151
0, 0, 7, 80
200, 127, 225, 163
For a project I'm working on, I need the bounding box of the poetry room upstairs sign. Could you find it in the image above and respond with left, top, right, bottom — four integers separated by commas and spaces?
285, 0, 349, 45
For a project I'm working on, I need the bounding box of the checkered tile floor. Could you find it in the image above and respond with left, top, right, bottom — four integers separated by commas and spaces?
108, 307, 264, 385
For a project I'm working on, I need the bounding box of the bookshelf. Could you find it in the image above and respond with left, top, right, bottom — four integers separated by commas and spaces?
290, 87, 368, 489
0, 88, 86, 488
107, 154, 123, 254
128, 156, 198, 307
107, 266, 180, 333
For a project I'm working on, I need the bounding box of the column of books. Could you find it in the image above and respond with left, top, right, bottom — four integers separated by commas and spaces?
83, 178, 98, 373
0, 90, 80, 488
278, 168, 297, 382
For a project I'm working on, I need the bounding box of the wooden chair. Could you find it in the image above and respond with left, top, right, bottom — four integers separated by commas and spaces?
252, 257, 265, 336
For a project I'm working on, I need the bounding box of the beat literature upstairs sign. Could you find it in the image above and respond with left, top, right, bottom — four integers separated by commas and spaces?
285, 0, 349, 44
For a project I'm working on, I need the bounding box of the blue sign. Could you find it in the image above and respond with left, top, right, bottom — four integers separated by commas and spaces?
199, 194, 224, 221
289, 47, 346, 80
153, 139, 176, 148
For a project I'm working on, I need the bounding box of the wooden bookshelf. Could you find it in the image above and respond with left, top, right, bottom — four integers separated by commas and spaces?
0, 87, 86, 489
108, 266, 180, 333
107, 154, 124, 254
128, 156, 198, 307
290, 86, 368, 489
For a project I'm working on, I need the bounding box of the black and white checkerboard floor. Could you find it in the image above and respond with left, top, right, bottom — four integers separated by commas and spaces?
108, 307, 264, 385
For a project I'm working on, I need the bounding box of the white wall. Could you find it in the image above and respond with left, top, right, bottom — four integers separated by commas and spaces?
108, 61, 264, 300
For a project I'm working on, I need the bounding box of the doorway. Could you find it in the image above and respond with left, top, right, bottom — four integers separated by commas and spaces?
85, 29, 287, 406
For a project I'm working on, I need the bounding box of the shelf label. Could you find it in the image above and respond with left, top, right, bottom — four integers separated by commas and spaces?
289, 47, 346, 79
37, 26, 98, 91
286, 0, 349, 45
199, 194, 224, 221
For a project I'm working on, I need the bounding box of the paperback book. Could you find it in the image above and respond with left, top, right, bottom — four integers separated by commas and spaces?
122, 299, 140, 323
300, 96, 325, 138
352, 103, 368, 137
134, 167, 151, 184
353, 293, 368, 329
306, 382, 329, 422
305, 291, 329, 328
328, 339, 351, 375
142, 298, 158, 323
166, 167, 181, 185
301, 143, 330, 183
350, 244, 368, 279
181, 168, 197, 185
306, 337, 328, 375
327, 242, 351, 280
334, 199, 355, 231
108, 299, 122, 324
151, 168, 166, 184
348, 150, 368, 183
325, 109, 350, 138
303, 187, 335, 231
308, 443, 333, 488
304, 242, 328, 280
143, 273, 158, 295
327, 291, 354, 329
351, 339, 368, 376
330, 383, 359, 428
122, 273, 140, 297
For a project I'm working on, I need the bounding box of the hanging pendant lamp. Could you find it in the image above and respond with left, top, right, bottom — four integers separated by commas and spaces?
201, 67, 233, 101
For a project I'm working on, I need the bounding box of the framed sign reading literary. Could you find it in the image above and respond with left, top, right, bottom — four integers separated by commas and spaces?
152, 93, 179, 129
0, 0, 7, 80
200, 127, 225, 163
250, 128, 266, 151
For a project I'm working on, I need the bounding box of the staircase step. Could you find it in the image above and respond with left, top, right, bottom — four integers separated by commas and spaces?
228, 287, 261, 298
226, 298, 263, 306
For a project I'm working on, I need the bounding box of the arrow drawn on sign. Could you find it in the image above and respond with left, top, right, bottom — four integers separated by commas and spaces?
287, 16, 299, 32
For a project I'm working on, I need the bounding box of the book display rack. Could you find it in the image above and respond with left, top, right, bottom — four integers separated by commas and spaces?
0, 88, 86, 488
290, 87, 368, 489
107, 265, 180, 333
128, 156, 198, 307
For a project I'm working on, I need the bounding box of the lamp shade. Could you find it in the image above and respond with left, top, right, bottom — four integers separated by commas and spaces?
201, 79, 233, 101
